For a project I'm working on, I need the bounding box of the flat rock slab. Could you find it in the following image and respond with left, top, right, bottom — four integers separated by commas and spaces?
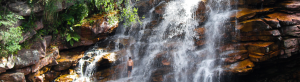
237, 19, 271, 32
231, 8, 274, 21
0, 72, 26, 82
268, 13, 300, 26
279, 1, 300, 11
225, 59, 254, 73
248, 42, 278, 54
249, 50, 280, 62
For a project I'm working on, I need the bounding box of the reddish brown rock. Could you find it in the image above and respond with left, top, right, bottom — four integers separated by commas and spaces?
31, 46, 59, 72
218, 43, 249, 52
237, 19, 271, 32
247, 42, 278, 54
14, 67, 31, 75
44, 70, 61, 82
54, 50, 84, 71
249, 50, 280, 62
28, 66, 51, 82
268, 13, 300, 26
194, 27, 205, 35
0, 72, 25, 82
195, 40, 206, 46
263, 18, 281, 28
231, 8, 274, 21
154, 3, 166, 15
223, 50, 248, 63
225, 59, 254, 73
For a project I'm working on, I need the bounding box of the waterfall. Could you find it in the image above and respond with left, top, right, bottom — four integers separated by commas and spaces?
78, 0, 235, 81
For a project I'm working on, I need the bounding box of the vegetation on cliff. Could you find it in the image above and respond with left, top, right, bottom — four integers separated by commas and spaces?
0, 0, 141, 57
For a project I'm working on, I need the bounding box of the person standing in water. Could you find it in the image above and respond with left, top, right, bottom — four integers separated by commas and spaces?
127, 57, 133, 77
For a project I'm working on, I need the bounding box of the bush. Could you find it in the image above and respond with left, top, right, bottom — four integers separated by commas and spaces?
0, 10, 24, 57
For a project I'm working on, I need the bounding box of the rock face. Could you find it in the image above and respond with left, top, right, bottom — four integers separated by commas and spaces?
14, 49, 40, 69
0, 72, 26, 82
220, 0, 300, 76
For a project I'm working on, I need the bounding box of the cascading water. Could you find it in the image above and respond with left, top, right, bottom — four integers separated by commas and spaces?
78, 0, 235, 81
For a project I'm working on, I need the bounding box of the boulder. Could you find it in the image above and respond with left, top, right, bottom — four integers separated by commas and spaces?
31, 46, 59, 72
0, 72, 26, 82
14, 49, 40, 69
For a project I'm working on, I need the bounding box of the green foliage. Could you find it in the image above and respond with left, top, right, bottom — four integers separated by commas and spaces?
0, 9, 24, 57
1, 27, 24, 55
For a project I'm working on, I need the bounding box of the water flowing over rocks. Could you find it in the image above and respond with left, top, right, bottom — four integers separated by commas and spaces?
2, 0, 300, 81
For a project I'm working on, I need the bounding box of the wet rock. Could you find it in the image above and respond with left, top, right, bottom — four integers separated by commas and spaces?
54, 50, 84, 71
31, 46, 59, 72
44, 70, 61, 82
154, 3, 167, 15
218, 43, 249, 52
225, 59, 254, 73
249, 50, 280, 62
14, 49, 40, 69
222, 50, 248, 63
247, 42, 278, 54
0, 72, 25, 82
268, 13, 300, 26
195, 40, 206, 46
237, 19, 271, 32
232, 8, 274, 21
263, 18, 281, 28
194, 27, 205, 35
54, 73, 78, 82
28, 66, 51, 82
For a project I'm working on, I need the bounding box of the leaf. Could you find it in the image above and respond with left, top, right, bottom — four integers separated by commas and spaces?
66, 34, 72, 41
70, 40, 74, 46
